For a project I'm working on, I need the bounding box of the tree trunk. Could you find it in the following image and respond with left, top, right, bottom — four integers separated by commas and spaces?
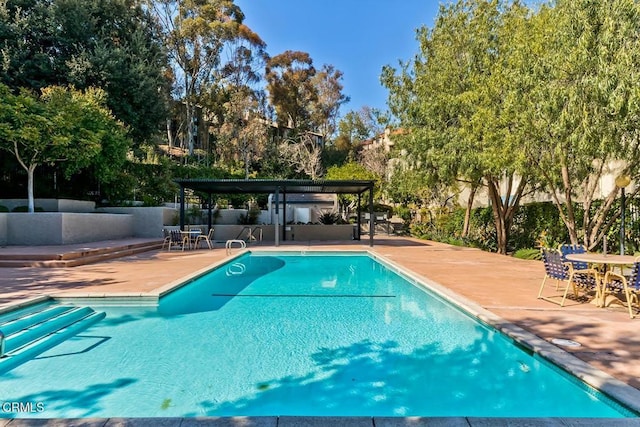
485, 174, 526, 255
166, 119, 174, 149
462, 183, 478, 238
561, 164, 579, 245
486, 180, 507, 254
27, 164, 36, 213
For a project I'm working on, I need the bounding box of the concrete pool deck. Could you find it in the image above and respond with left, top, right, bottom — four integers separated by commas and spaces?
2, 236, 640, 426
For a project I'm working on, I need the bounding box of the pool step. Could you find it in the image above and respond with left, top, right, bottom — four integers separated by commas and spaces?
0, 305, 74, 337
0, 301, 55, 326
0, 305, 105, 373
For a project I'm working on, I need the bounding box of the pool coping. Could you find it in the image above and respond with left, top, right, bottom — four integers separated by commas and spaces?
2, 248, 640, 424
2, 416, 640, 426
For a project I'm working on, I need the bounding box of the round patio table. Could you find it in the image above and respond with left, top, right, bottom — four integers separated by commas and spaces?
565, 253, 637, 307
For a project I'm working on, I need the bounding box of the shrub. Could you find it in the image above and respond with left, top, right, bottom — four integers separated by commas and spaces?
513, 248, 542, 260
238, 205, 261, 225
11, 206, 45, 212
318, 212, 340, 225
394, 205, 413, 225
0, 205, 8, 212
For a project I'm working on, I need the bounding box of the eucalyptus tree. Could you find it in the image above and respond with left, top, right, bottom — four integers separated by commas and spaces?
382, 0, 532, 254
150, 0, 264, 156
309, 64, 350, 142
216, 89, 269, 178
514, 0, 640, 249
265, 50, 318, 133
0, 85, 130, 212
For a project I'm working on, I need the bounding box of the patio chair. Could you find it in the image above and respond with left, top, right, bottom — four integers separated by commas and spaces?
559, 244, 589, 270
161, 228, 171, 250
537, 248, 599, 306
601, 258, 640, 318
167, 230, 189, 251
194, 227, 214, 249
559, 243, 601, 290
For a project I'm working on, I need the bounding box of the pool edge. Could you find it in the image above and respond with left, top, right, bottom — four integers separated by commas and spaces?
2, 415, 640, 426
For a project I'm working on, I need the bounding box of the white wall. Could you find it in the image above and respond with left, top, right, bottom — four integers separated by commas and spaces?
5, 213, 133, 245
98, 207, 177, 238
0, 199, 95, 212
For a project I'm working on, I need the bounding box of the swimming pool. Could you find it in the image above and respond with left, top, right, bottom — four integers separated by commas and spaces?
0, 251, 636, 418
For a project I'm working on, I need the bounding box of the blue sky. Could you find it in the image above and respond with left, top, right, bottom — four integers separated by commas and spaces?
235, 0, 442, 114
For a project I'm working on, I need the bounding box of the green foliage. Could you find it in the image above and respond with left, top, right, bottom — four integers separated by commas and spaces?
409, 201, 574, 254
237, 204, 261, 225
318, 212, 340, 225
510, 0, 640, 249
187, 205, 202, 224
394, 205, 413, 225
513, 248, 543, 261
12, 206, 44, 212
381, 0, 533, 254
0, 84, 130, 211
0, 205, 8, 212
511, 202, 570, 251
0, 0, 169, 148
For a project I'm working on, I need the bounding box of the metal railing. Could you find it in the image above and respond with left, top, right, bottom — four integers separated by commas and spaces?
234, 226, 263, 243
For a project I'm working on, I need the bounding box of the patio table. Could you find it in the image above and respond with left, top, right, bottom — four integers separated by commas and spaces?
565, 253, 637, 307
180, 230, 201, 249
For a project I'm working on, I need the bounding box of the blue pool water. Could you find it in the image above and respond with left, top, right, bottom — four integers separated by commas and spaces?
0, 252, 633, 418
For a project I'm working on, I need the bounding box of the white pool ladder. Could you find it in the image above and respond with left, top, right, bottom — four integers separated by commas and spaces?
225, 239, 247, 254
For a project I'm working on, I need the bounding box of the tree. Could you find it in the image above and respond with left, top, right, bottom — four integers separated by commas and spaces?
326, 162, 381, 217
150, 0, 262, 155
513, 0, 640, 250
0, 0, 169, 150
382, 0, 532, 254
309, 64, 349, 141
279, 134, 324, 180
328, 107, 382, 166
217, 90, 269, 178
265, 50, 318, 132
0, 85, 130, 212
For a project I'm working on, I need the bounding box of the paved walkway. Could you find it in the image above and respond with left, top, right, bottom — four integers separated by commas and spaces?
1, 236, 640, 425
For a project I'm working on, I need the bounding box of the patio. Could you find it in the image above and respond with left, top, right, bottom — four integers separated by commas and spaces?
1, 236, 640, 425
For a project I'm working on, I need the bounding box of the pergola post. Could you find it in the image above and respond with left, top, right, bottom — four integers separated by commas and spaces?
207, 193, 213, 232
274, 188, 280, 247
356, 193, 362, 241
179, 185, 185, 231
369, 186, 374, 247
282, 191, 287, 241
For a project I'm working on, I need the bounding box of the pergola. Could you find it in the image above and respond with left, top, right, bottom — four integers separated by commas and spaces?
174, 178, 377, 246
